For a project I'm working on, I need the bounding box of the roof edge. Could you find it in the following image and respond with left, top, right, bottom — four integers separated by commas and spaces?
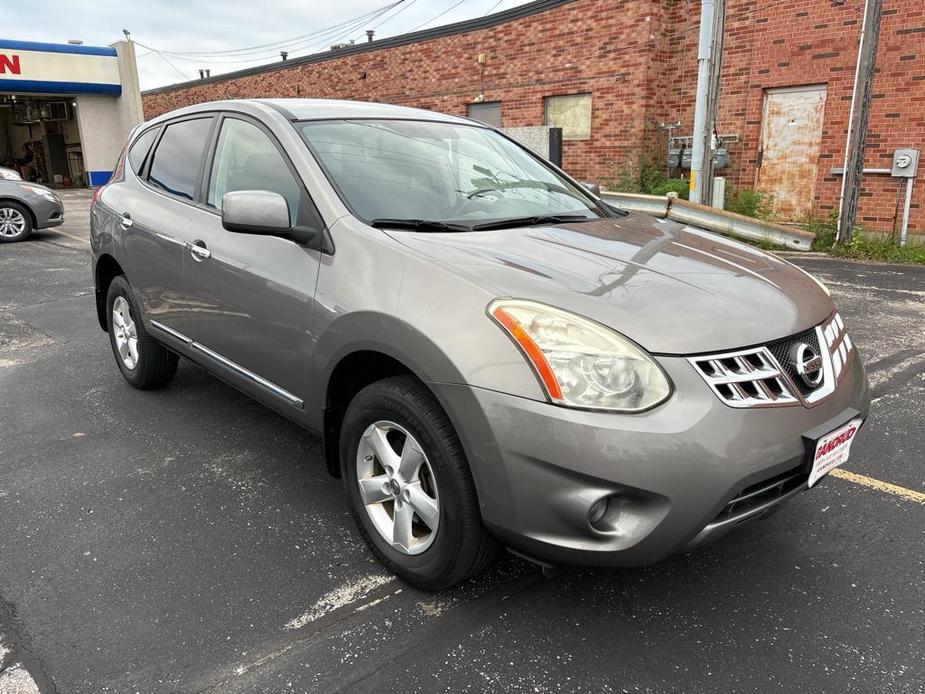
142, 0, 575, 96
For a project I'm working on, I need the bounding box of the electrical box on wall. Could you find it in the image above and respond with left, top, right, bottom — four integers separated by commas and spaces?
668, 148, 683, 168
713, 148, 730, 170
891, 149, 919, 178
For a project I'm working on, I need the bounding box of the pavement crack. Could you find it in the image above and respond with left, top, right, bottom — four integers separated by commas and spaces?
0, 594, 57, 693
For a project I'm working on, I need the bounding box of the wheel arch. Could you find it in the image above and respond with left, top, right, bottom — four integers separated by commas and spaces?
0, 197, 37, 229
315, 312, 470, 479
94, 253, 125, 331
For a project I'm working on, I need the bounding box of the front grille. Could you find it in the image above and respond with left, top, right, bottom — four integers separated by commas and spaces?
767, 327, 821, 398
713, 465, 808, 525
690, 312, 854, 409
689, 346, 799, 408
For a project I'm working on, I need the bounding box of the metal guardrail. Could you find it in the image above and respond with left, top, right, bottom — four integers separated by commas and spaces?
600, 192, 816, 251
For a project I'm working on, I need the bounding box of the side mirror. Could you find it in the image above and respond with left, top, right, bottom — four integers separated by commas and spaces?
579, 181, 602, 197
222, 190, 291, 235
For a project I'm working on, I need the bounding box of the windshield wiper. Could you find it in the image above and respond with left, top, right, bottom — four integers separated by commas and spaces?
369, 218, 472, 233
470, 214, 595, 231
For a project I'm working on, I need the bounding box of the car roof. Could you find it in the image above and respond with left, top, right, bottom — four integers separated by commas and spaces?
145, 98, 476, 127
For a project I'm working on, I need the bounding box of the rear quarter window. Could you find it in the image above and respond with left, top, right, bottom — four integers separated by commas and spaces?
127, 127, 160, 175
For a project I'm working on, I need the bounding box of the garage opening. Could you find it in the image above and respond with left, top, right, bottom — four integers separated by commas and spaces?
0, 95, 84, 186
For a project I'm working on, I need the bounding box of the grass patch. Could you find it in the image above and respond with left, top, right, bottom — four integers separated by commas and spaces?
603, 151, 690, 200
808, 213, 925, 264
725, 188, 775, 222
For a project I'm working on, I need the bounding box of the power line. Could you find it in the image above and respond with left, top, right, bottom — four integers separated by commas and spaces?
146, 1, 403, 58
136, 43, 192, 81
482, 0, 506, 16
137, 3, 400, 69
352, 0, 425, 40
409, 0, 468, 32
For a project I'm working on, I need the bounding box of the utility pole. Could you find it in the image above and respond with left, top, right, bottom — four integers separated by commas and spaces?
689, 0, 725, 206
837, 0, 883, 244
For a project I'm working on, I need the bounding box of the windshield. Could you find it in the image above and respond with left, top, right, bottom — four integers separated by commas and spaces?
298, 119, 603, 228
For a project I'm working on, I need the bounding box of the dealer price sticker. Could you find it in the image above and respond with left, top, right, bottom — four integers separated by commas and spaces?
809, 418, 864, 487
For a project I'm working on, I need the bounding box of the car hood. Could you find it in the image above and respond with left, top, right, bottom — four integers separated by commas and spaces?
385, 214, 833, 354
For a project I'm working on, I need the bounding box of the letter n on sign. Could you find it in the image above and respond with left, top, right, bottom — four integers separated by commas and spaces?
0, 55, 21, 75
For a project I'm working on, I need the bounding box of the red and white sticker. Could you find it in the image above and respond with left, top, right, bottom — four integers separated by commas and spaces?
809, 418, 863, 487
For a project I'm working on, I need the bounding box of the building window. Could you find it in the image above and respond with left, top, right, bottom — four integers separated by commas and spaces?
543, 93, 592, 141
467, 101, 502, 128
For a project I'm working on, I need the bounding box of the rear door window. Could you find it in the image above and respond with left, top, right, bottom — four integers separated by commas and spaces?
147, 118, 214, 200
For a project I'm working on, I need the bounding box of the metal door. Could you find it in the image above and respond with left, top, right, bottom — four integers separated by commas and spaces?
757, 85, 827, 222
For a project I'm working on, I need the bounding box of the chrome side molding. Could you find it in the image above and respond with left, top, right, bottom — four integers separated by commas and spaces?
149, 320, 303, 409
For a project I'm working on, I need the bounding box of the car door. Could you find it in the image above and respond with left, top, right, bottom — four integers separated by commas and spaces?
119, 115, 216, 332
173, 113, 323, 408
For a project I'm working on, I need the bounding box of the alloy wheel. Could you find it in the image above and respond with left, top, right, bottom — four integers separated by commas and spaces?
0, 207, 26, 238
112, 296, 140, 370
355, 420, 440, 555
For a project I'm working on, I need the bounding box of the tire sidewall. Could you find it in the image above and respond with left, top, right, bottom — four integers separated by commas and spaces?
0, 202, 33, 243
106, 276, 147, 386
341, 384, 468, 581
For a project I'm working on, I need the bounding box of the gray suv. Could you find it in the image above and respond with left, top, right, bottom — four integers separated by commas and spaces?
91, 99, 869, 590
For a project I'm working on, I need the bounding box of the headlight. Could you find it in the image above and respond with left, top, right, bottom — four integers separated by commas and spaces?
18, 184, 60, 203
489, 299, 671, 412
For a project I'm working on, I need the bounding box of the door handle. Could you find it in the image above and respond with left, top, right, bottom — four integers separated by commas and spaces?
187, 240, 212, 261
119, 213, 133, 229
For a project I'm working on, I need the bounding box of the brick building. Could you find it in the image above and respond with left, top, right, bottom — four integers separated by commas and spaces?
142, 0, 925, 236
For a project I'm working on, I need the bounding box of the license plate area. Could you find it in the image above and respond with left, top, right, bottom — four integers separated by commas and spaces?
808, 417, 864, 487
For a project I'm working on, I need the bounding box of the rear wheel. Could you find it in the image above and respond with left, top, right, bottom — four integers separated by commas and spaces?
0, 202, 32, 243
106, 275, 178, 389
340, 375, 497, 591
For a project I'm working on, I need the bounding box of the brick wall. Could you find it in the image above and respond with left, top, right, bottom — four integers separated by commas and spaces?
143, 0, 925, 235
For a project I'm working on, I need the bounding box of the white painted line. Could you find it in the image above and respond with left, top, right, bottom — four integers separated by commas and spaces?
48, 229, 90, 245
821, 279, 925, 298
284, 573, 396, 630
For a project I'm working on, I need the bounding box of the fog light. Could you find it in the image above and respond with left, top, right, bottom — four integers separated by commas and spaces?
588, 497, 608, 526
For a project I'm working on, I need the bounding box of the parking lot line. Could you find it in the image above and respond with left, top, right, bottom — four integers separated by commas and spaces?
831, 468, 925, 504
49, 229, 89, 245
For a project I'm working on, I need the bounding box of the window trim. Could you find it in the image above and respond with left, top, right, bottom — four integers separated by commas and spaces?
140, 113, 218, 207
127, 124, 162, 178
198, 111, 327, 247
543, 93, 592, 142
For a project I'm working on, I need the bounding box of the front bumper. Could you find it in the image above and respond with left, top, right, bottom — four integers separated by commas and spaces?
434, 351, 869, 567
35, 198, 65, 229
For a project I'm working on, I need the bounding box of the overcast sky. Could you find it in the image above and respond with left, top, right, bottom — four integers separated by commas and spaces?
7, 0, 534, 90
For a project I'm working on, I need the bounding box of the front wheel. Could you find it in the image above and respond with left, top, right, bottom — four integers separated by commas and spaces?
340, 376, 497, 591
0, 202, 33, 243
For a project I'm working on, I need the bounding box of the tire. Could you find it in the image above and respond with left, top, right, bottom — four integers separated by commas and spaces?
0, 202, 33, 243
340, 375, 498, 591
106, 275, 178, 389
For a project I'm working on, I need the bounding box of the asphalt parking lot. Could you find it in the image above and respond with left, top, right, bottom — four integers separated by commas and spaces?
1, 191, 923, 693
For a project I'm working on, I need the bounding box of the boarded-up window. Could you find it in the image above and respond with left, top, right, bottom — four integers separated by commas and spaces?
468, 101, 502, 128
544, 94, 591, 141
